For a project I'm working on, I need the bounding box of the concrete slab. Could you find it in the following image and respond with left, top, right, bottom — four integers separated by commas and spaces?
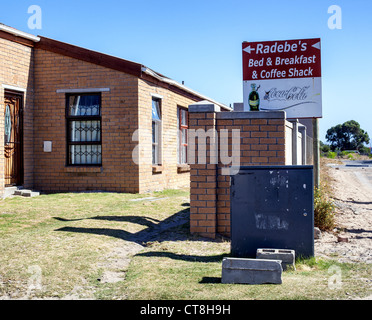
13, 189, 40, 197
3, 186, 17, 199
221, 257, 282, 284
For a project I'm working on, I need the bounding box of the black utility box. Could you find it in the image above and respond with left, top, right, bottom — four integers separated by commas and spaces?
230, 166, 314, 258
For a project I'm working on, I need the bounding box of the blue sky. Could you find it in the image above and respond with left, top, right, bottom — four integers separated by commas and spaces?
1, 0, 372, 143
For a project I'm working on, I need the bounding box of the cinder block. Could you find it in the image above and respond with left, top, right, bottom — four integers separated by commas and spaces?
256, 248, 295, 271
221, 257, 282, 285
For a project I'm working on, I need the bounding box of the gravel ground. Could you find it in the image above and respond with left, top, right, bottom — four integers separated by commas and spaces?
315, 159, 372, 264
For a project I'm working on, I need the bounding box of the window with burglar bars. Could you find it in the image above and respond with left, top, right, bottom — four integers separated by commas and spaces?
66, 93, 102, 165
178, 107, 188, 164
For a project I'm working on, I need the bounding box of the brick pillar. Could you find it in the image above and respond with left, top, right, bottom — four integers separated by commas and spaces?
188, 102, 220, 239
189, 106, 288, 239
216, 112, 287, 237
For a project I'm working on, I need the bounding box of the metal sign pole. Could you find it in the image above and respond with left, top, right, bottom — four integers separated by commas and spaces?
312, 118, 320, 189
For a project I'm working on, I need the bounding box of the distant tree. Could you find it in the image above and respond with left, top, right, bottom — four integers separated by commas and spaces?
319, 141, 330, 153
325, 120, 370, 151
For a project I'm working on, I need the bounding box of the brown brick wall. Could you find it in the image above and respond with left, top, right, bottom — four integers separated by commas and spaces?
137, 79, 197, 193
33, 48, 140, 193
0, 34, 204, 195
0, 38, 35, 196
189, 108, 288, 239
1, 32, 228, 198
0, 45, 198, 195
189, 112, 218, 238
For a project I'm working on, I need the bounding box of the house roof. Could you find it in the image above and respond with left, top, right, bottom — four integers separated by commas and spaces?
0, 23, 40, 47
0, 23, 231, 110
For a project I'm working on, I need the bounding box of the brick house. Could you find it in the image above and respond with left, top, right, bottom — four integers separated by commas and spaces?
0, 24, 230, 197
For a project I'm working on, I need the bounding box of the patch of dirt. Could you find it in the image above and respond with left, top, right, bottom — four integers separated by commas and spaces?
315, 159, 372, 264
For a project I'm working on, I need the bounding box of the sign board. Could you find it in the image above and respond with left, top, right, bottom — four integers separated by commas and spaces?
242, 38, 322, 118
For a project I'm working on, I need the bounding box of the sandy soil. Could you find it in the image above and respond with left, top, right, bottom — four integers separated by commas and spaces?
315, 159, 372, 264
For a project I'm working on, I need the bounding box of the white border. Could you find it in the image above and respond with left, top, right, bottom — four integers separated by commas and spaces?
2, 84, 27, 92
56, 88, 111, 93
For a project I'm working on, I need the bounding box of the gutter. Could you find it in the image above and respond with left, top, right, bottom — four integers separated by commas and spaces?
0, 24, 40, 42
142, 67, 232, 111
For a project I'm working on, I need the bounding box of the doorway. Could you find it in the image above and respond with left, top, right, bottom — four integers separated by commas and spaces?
4, 91, 23, 186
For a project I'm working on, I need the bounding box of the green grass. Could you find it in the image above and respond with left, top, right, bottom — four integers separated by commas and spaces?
0, 189, 189, 299
123, 235, 371, 300
0, 189, 371, 300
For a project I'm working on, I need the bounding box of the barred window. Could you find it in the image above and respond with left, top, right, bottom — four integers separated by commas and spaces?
66, 93, 102, 165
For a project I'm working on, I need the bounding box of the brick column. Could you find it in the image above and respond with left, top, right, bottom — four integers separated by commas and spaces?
216, 111, 287, 237
188, 102, 220, 239
189, 107, 288, 239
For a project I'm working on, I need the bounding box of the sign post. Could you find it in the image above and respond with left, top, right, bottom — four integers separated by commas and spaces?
313, 118, 320, 189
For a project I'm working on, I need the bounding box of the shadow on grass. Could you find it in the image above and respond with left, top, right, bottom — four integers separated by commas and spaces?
54, 215, 161, 228
54, 208, 222, 250
135, 251, 227, 263
199, 277, 221, 284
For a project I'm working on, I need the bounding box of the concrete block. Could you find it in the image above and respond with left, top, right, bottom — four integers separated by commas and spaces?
188, 101, 221, 113
22, 191, 40, 197
14, 189, 40, 197
3, 187, 17, 199
256, 248, 295, 271
221, 257, 282, 285
216, 110, 285, 120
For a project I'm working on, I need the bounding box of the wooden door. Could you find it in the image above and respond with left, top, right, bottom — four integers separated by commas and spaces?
4, 92, 23, 186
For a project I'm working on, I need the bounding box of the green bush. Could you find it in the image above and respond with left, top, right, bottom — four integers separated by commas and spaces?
326, 151, 336, 159
314, 185, 335, 231
358, 146, 371, 155
320, 144, 330, 153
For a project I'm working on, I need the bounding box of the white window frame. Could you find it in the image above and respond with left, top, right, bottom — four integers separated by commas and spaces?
152, 97, 162, 166
177, 106, 188, 165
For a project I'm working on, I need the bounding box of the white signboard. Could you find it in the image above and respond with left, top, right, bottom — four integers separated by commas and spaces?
243, 38, 322, 119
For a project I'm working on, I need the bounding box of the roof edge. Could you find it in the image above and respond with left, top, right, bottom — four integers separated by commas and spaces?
35, 36, 231, 109
0, 24, 40, 42
35, 36, 143, 78
142, 67, 231, 111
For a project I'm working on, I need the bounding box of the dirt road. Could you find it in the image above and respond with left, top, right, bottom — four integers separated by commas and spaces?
315, 159, 372, 264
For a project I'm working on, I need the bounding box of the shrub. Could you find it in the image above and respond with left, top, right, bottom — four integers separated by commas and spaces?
314, 185, 335, 231
320, 144, 330, 153
327, 151, 336, 159
358, 146, 370, 155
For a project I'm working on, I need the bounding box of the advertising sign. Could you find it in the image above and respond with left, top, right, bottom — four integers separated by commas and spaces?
242, 38, 322, 118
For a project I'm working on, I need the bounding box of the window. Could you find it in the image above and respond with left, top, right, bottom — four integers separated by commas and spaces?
66, 93, 102, 165
178, 107, 188, 164
152, 98, 161, 165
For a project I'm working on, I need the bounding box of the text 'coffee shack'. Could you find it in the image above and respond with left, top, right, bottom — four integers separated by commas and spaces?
242, 38, 322, 119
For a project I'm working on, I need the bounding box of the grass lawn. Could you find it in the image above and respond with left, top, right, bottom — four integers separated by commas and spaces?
0, 189, 371, 300
124, 225, 371, 300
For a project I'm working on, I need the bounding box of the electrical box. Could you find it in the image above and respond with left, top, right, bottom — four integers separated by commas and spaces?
230, 165, 314, 258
